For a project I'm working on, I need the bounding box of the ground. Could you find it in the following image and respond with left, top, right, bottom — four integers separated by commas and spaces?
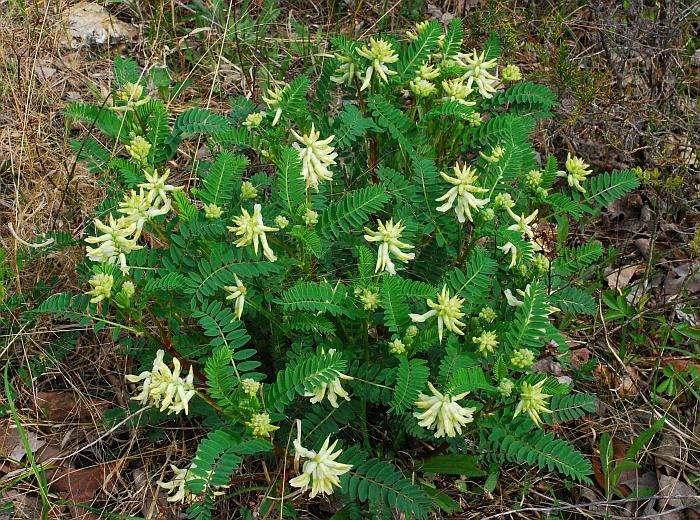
0, 0, 698, 518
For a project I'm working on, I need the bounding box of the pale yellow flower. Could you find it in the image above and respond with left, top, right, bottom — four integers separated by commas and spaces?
559, 153, 592, 193
224, 274, 247, 320
514, 380, 552, 427
363, 219, 415, 275
331, 53, 362, 86
248, 413, 279, 437
227, 204, 279, 262
455, 49, 499, 98
500, 242, 518, 269
356, 38, 399, 91
125, 136, 151, 164
473, 330, 499, 356
436, 163, 490, 223
126, 350, 196, 415
291, 124, 337, 191
241, 378, 260, 397
243, 111, 264, 128
414, 382, 475, 438
261, 84, 284, 126
85, 215, 142, 274
441, 77, 476, 106
506, 208, 539, 239
204, 203, 223, 220
87, 273, 113, 303
409, 285, 466, 342
138, 169, 182, 206
289, 436, 352, 497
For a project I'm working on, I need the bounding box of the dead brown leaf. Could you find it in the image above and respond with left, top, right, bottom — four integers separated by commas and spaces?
32, 391, 109, 422
570, 347, 592, 369
606, 264, 644, 289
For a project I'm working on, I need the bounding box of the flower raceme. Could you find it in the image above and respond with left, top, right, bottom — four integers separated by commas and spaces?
227, 204, 279, 262
559, 153, 592, 193
126, 349, 196, 415
363, 219, 415, 275
414, 382, 476, 438
305, 350, 353, 408
85, 215, 142, 274
506, 207, 539, 240
514, 380, 553, 427
455, 49, 499, 98
289, 436, 352, 497
291, 124, 338, 191
224, 274, 247, 320
436, 163, 490, 223
410, 285, 466, 342
87, 273, 113, 303
356, 38, 399, 91
261, 84, 284, 126
159, 463, 229, 504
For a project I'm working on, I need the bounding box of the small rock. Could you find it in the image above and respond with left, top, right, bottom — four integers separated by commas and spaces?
63, 2, 137, 49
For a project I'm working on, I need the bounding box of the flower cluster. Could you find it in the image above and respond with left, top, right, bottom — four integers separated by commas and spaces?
228, 204, 279, 261
414, 382, 476, 438
455, 49, 499, 98
436, 163, 490, 223
356, 38, 399, 91
224, 274, 247, 320
126, 350, 196, 415
410, 285, 466, 342
514, 380, 552, 426
290, 435, 352, 497
291, 124, 338, 191
559, 153, 592, 193
363, 219, 415, 275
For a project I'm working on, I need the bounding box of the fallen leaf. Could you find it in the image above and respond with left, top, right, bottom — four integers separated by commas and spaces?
32, 391, 108, 422
606, 264, 643, 289
570, 347, 592, 369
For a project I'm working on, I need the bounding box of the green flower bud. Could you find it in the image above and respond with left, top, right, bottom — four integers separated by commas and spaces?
204, 203, 223, 220
478, 306, 497, 323
274, 215, 289, 229
389, 338, 406, 355
240, 181, 258, 200
125, 136, 151, 164
493, 193, 515, 210
511, 348, 536, 368
497, 378, 514, 397
501, 64, 522, 81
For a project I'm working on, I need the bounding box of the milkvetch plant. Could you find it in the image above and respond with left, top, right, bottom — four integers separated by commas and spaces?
42, 19, 641, 519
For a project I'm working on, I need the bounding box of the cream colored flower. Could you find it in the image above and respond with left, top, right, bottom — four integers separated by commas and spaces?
303, 209, 319, 226
248, 413, 279, 438
409, 285, 466, 342
473, 330, 498, 356
240, 180, 258, 200
274, 215, 289, 229
158, 464, 195, 503
289, 436, 352, 498
363, 219, 415, 275
291, 124, 337, 191
224, 274, 247, 320
227, 204, 279, 262
305, 369, 353, 408
497, 378, 514, 397
414, 382, 475, 438
514, 380, 552, 427
558, 153, 592, 193
455, 49, 499, 98
389, 338, 406, 355
87, 273, 113, 303
121, 280, 135, 298
500, 242, 518, 269
493, 192, 515, 210
118, 188, 171, 237
261, 84, 284, 126
417, 63, 440, 80
125, 136, 151, 164
356, 38, 399, 91
504, 288, 523, 307
441, 77, 476, 106
436, 163, 490, 223
506, 208, 539, 239
85, 215, 142, 274
479, 306, 497, 322
138, 169, 182, 206
159, 463, 228, 504
406, 20, 431, 40
126, 350, 196, 415
479, 145, 505, 164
